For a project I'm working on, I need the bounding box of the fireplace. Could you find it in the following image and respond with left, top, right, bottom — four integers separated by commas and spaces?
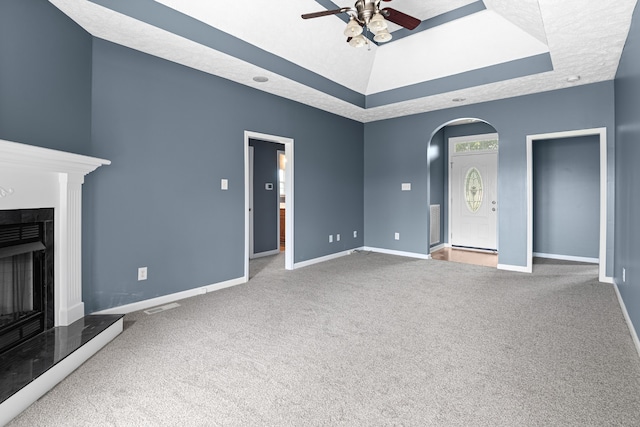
0, 208, 54, 354
0, 138, 110, 347
0, 139, 118, 424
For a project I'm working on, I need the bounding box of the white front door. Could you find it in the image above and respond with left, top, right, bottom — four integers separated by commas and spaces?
449, 135, 498, 251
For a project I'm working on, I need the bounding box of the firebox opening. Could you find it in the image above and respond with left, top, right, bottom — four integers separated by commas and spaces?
0, 209, 54, 355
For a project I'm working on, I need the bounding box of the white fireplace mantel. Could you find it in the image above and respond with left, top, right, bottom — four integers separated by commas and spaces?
0, 138, 110, 326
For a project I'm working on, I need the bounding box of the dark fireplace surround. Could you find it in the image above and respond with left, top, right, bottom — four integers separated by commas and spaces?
0, 208, 54, 354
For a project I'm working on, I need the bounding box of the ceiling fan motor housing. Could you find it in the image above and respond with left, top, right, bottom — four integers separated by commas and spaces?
354, 0, 378, 25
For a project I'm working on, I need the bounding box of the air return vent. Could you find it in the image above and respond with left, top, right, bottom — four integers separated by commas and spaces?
430, 204, 441, 245
144, 303, 181, 315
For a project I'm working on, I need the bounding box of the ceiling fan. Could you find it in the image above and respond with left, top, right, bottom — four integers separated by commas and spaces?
302, 0, 421, 47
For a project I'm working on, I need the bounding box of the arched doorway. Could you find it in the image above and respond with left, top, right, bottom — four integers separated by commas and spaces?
427, 118, 499, 268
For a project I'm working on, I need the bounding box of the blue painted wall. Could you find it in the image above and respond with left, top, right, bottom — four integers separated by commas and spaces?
533, 136, 600, 259
0, 0, 92, 153
249, 139, 284, 254
84, 39, 364, 311
365, 82, 615, 274
615, 2, 640, 333
0, 0, 364, 312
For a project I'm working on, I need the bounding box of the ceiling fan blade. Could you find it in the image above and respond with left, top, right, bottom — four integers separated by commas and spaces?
381, 8, 420, 30
302, 7, 351, 19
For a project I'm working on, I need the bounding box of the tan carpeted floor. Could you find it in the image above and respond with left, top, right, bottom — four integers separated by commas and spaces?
8, 252, 640, 426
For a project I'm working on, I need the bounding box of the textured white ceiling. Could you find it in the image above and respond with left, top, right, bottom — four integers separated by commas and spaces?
366, 10, 549, 95
48, 0, 637, 123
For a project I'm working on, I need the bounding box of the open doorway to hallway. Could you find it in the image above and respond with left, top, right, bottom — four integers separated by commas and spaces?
244, 131, 294, 281
249, 139, 284, 260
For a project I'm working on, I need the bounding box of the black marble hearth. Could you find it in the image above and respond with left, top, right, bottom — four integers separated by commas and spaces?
0, 314, 123, 405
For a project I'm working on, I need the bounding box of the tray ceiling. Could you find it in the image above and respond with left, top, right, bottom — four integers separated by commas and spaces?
49, 0, 637, 122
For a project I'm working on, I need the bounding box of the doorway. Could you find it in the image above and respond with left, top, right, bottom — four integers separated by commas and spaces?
428, 120, 499, 268
249, 140, 283, 259
526, 128, 608, 282
244, 131, 294, 281
448, 133, 499, 251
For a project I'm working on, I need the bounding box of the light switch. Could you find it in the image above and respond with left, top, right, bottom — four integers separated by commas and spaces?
265, 183, 273, 190
221, 179, 228, 190
402, 183, 411, 191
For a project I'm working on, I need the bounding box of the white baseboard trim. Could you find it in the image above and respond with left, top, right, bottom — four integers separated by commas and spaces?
362, 246, 430, 260
94, 276, 245, 315
600, 275, 614, 284
0, 318, 123, 426
250, 249, 280, 259
497, 263, 531, 273
293, 249, 356, 269
533, 252, 599, 264
613, 282, 640, 360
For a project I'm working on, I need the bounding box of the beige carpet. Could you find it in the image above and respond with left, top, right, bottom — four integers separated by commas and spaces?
8, 252, 640, 426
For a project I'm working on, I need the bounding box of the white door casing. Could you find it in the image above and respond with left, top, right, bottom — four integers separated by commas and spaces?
248, 146, 255, 258
449, 134, 498, 251
524, 128, 609, 282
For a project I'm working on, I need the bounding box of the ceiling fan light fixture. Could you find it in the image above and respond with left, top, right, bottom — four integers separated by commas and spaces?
344, 17, 363, 37
348, 34, 367, 48
369, 12, 387, 32
373, 28, 392, 43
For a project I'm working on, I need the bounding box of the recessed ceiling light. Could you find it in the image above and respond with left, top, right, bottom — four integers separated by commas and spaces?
567, 75, 581, 83
253, 76, 269, 83
452, 98, 466, 102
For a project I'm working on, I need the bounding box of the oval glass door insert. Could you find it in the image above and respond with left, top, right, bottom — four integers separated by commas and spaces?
465, 167, 483, 213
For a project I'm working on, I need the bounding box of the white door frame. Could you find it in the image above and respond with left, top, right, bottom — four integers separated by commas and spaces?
447, 133, 499, 251
249, 145, 255, 258
526, 127, 609, 282
277, 149, 285, 252
244, 131, 294, 280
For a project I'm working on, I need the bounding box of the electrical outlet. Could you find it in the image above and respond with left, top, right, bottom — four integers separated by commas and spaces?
138, 267, 148, 281
394, 232, 400, 240
329, 235, 333, 243
623, 268, 626, 283
337, 234, 341, 241
353, 230, 357, 238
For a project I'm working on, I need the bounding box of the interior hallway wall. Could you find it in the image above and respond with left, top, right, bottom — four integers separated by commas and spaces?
533, 135, 600, 259
250, 139, 284, 255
